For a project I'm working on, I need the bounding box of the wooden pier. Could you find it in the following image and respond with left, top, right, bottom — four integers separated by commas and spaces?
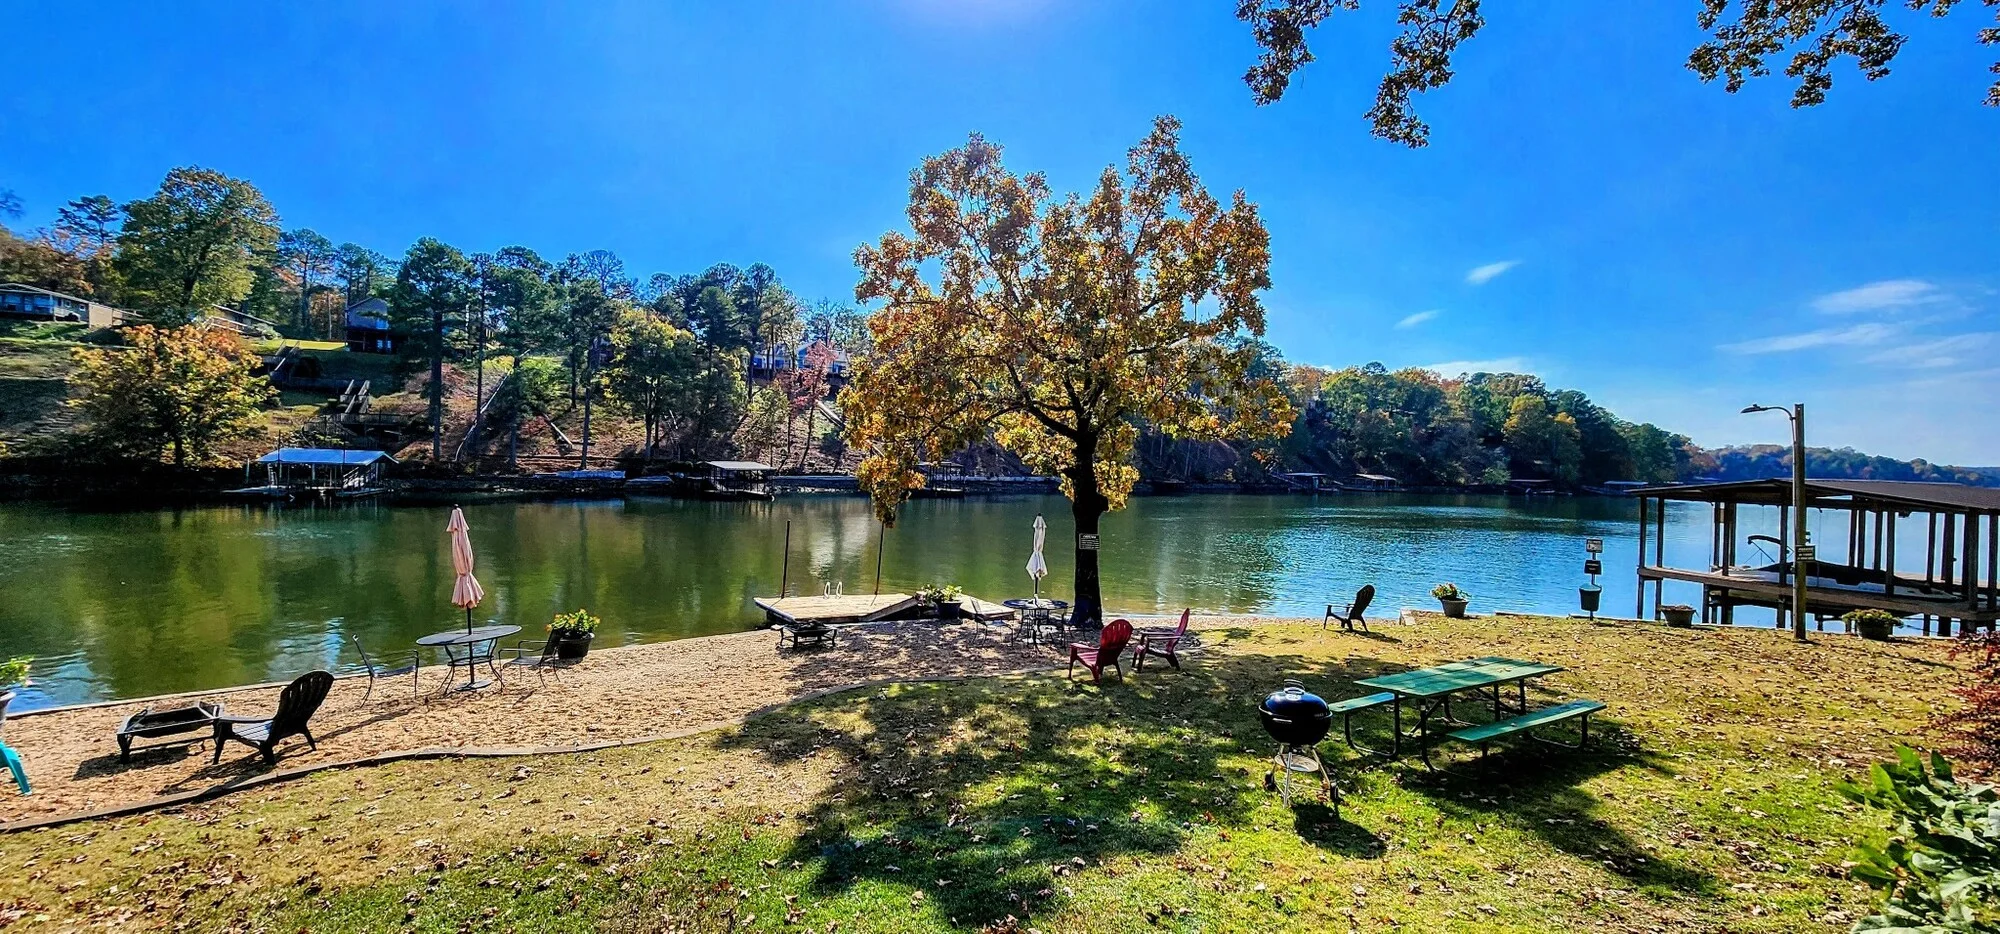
753, 593, 1019, 627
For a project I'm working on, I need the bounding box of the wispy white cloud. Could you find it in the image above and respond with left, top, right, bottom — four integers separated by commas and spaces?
1718, 323, 1897, 355
1420, 357, 1532, 377
1465, 261, 1519, 286
1813, 279, 1944, 314
1864, 331, 1997, 369
1395, 309, 1440, 329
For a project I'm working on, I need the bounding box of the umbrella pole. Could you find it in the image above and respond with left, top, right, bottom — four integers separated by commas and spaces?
465, 606, 473, 635
779, 520, 791, 598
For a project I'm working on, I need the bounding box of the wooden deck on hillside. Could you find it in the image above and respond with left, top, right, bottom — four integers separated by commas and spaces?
753, 593, 1020, 627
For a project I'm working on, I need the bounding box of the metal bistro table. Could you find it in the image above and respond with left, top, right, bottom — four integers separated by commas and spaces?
1003, 598, 1070, 645
1354, 656, 1564, 761
417, 625, 521, 693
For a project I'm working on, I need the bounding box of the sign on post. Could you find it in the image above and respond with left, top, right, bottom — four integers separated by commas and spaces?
1796, 544, 1816, 562
1585, 538, 1604, 554
1583, 559, 1602, 576
1078, 533, 1099, 551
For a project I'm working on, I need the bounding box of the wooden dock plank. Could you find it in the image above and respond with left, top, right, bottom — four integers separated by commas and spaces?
753, 593, 918, 626
752, 593, 1020, 626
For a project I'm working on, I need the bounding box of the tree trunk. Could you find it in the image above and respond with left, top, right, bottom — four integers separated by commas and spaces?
1067, 432, 1108, 631
801, 405, 816, 471
579, 381, 593, 470
429, 313, 444, 461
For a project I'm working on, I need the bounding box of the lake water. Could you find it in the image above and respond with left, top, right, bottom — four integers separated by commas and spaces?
0, 492, 1752, 709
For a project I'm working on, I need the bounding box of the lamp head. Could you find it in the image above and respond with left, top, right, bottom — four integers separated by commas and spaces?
1742, 404, 1777, 415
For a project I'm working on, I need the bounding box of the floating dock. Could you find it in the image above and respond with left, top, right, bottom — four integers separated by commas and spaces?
753, 593, 1019, 627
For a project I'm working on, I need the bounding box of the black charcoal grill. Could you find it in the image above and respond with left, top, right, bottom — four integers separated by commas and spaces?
1259, 679, 1334, 806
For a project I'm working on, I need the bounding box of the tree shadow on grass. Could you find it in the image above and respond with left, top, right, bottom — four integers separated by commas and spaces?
1389, 716, 1715, 896
713, 646, 1710, 928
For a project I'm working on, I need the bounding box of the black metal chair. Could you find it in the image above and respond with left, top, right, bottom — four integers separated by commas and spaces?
776, 623, 835, 651
1324, 584, 1376, 633
500, 638, 569, 683
211, 670, 335, 765
349, 635, 422, 700
437, 638, 505, 695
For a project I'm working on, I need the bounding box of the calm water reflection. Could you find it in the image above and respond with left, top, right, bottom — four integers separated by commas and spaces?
0, 493, 1733, 708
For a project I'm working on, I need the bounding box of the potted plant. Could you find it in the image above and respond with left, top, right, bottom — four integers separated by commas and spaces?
1844, 608, 1898, 641
548, 609, 600, 660
1432, 582, 1470, 618
1660, 603, 1696, 628
920, 584, 964, 620
0, 656, 29, 729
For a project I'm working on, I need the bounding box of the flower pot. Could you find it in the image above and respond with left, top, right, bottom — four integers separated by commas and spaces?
1439, 598, 1468, 619
935, 599, 962, 621
1660, 606, 1696, 628
1578, 586, 1602, 614
1855, 617, 1894, 641
551, 630, 595, 659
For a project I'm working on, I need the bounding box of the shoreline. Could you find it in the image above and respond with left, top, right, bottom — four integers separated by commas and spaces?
0, 466, 1633, 509
11, 604, 1901, 716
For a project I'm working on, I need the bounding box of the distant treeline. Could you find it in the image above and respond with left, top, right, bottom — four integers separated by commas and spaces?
1707, 445, 1999, 487
1143, 353, 1998, 490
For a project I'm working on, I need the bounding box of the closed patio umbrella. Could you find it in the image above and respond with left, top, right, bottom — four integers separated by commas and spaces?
447, 506, 485, 633
1027, 514, 1048, 601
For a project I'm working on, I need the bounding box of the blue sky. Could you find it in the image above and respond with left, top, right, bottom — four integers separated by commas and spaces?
3, 1, 1996, 462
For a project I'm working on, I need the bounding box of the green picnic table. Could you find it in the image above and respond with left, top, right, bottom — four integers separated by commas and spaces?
1353, 656, 1565, 765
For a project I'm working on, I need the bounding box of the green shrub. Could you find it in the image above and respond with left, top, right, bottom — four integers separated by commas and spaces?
1845, 608, 1900, 640
1837, 747, 2000, 931
0, 656, 27, 689
1431, 582, 1466, 601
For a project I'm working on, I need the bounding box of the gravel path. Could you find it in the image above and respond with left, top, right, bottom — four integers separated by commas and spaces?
0, 618, 1100, 825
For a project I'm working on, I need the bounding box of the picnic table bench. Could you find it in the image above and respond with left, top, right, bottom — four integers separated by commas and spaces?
1346, 656, 1603, 768
1447, 699, 1606, 759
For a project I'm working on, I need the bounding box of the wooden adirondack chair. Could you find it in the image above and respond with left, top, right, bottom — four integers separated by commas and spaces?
1324, 585, 1376, 633
1068, 619, 1134, 684
1135, 609, 1191, 671
212, 671, 334, 764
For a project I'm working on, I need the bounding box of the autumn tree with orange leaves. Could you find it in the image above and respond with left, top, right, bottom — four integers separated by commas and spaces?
844, 116, 1293, 628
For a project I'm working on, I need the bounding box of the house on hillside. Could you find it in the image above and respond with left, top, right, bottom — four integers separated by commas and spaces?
203, 304, 280, 338
344, 297, 399, 353
0, 283, 131, 328
749, 343, 851, 392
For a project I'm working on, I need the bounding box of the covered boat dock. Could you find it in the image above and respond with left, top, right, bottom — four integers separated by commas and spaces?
1634, 478, 2000, 635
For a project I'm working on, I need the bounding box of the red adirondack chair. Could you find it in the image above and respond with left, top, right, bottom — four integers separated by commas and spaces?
1068, 618, 1133, 684
1135, 608, 1191, 671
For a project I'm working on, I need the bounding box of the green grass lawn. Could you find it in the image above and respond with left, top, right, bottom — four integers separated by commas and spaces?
0, 615, 1951, 932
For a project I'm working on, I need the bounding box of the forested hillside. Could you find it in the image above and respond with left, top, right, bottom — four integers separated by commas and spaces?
2, 172, 1990, 489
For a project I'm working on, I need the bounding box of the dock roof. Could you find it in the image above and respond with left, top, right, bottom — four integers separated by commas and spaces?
257, 448, 396, 466
1635, 478, 2000, 512
705, 460, 773, 472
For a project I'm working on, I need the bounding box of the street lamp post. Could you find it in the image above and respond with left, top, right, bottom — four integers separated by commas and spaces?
1743, 403, 1809, 641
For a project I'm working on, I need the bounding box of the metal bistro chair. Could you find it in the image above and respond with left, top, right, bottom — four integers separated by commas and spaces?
349, 634, 423, 700
500, 637, 570, 685
1028, 604, 1072, 645
438, 637, 506, 695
